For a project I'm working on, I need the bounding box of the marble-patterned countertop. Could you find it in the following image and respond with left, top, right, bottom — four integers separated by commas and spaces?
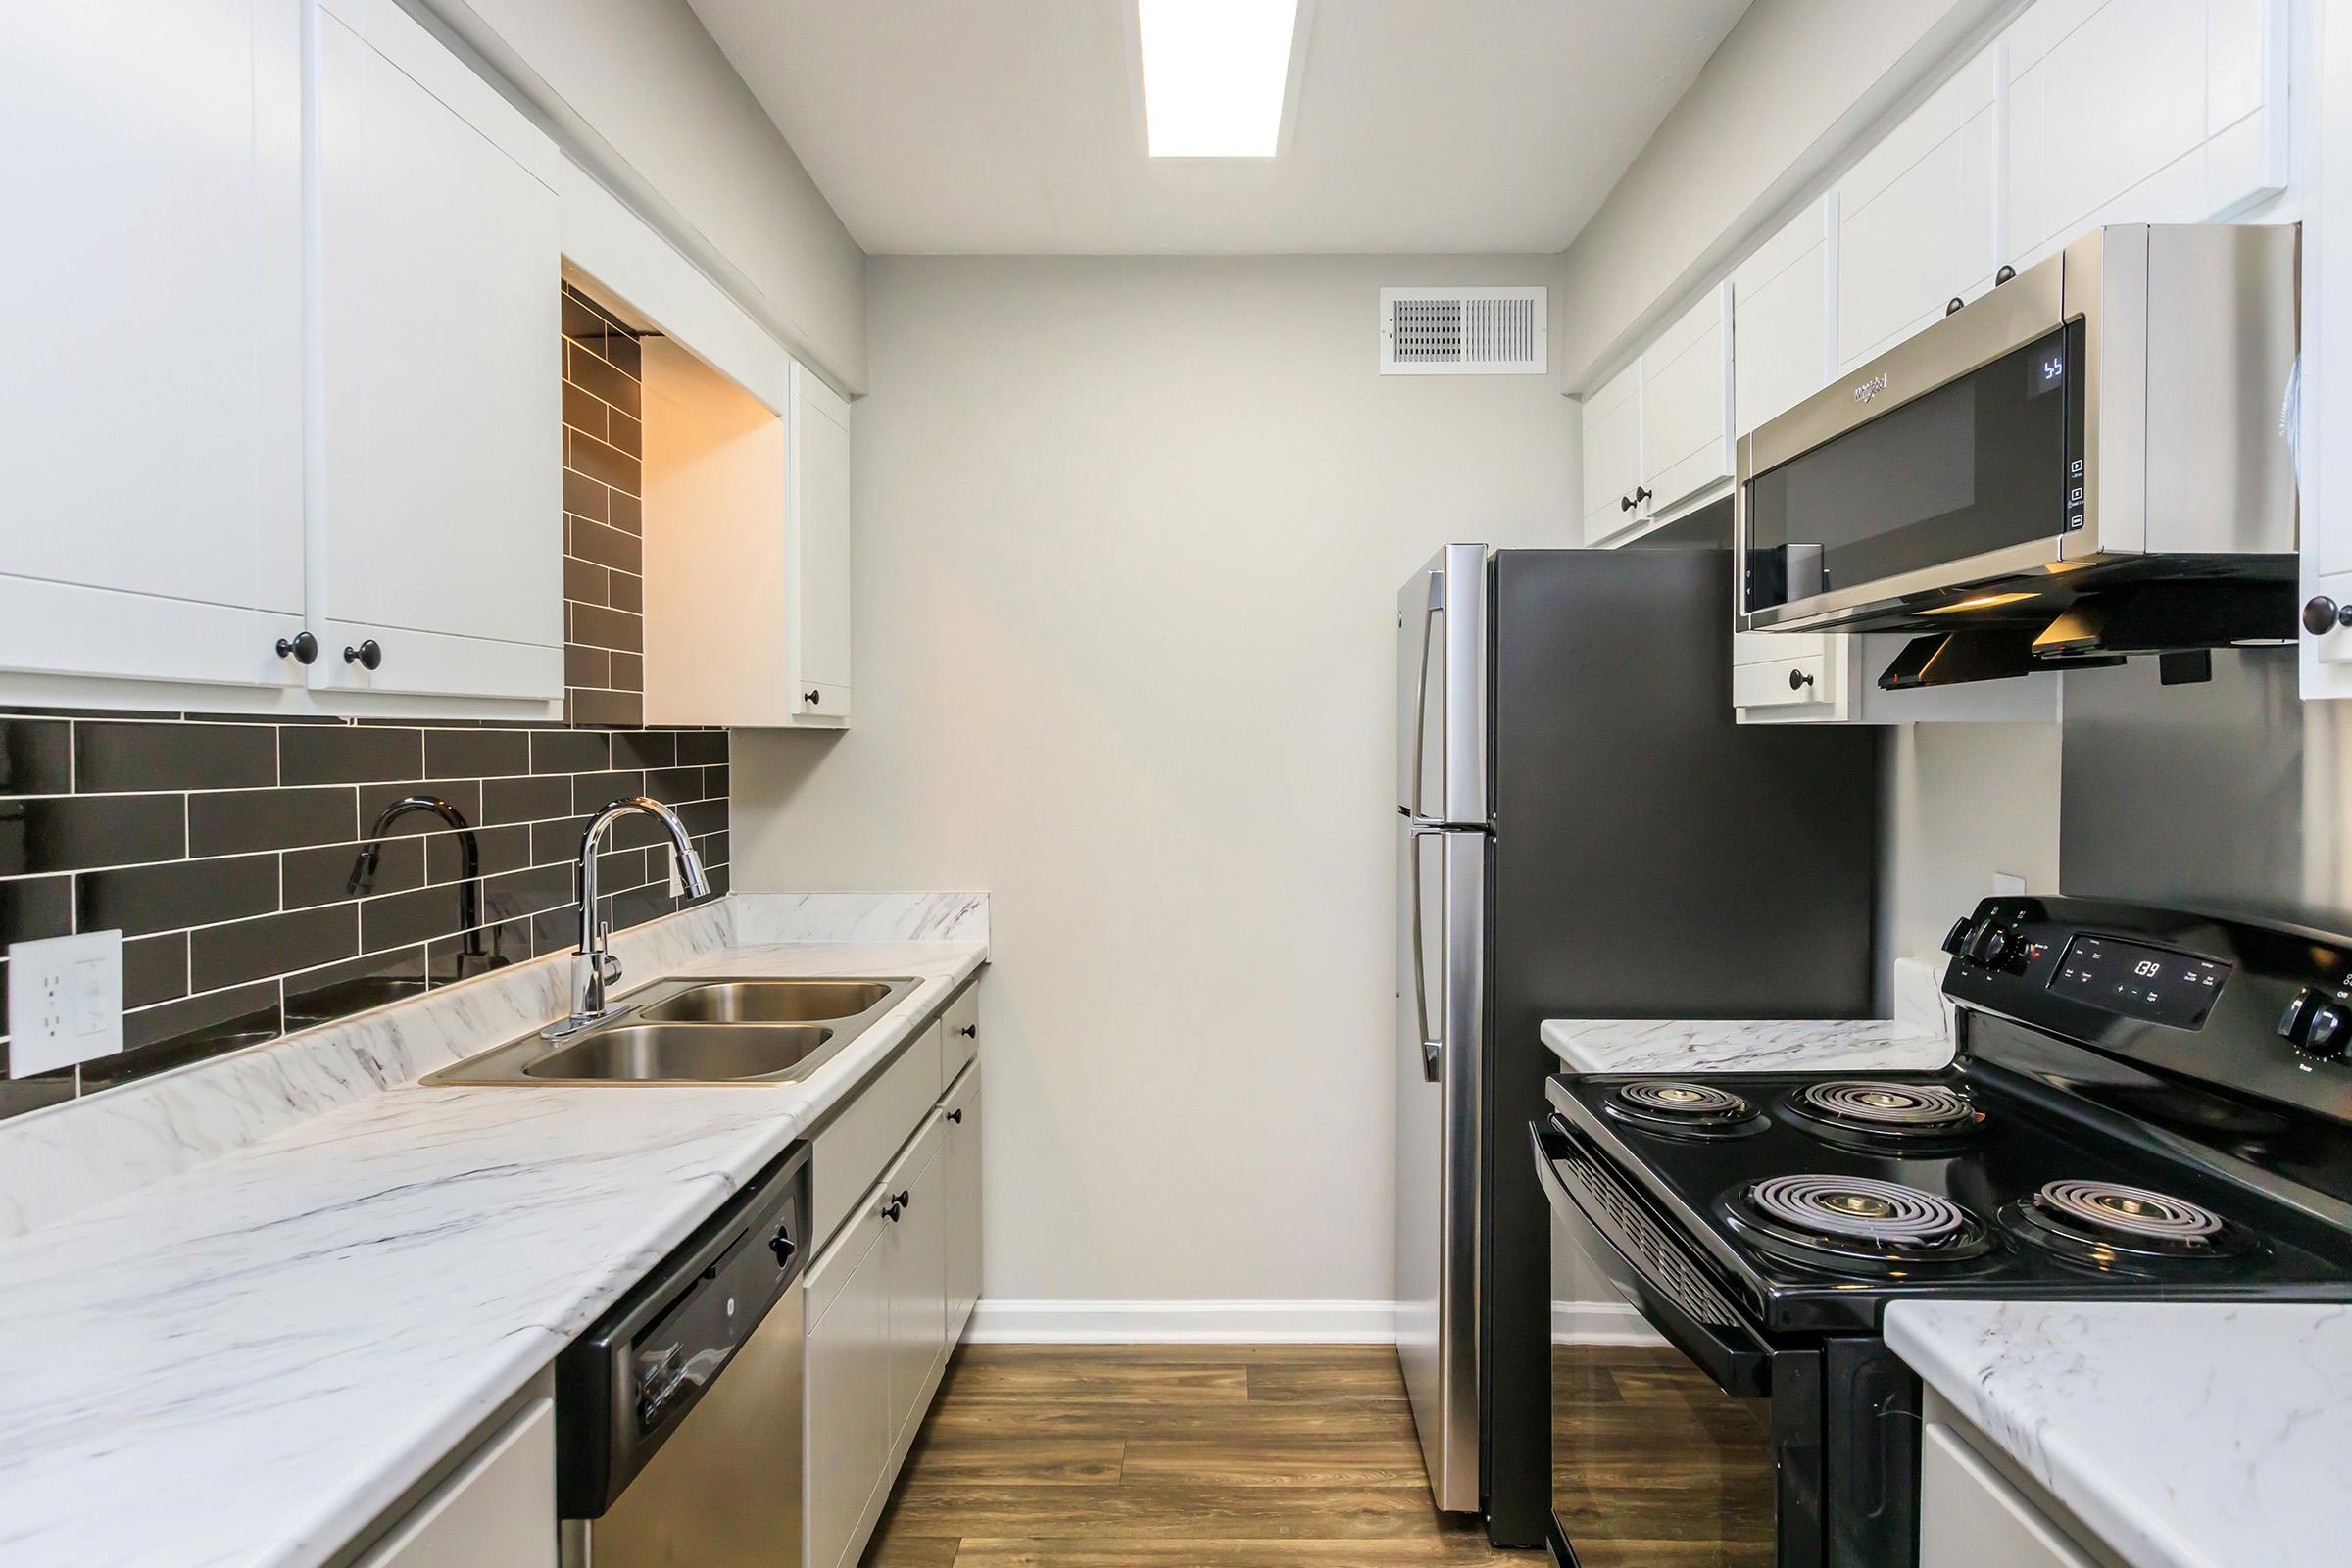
1886, 1299, 2352, 1568
0, 899, 985, 1568
1540, 955, 1955, 1075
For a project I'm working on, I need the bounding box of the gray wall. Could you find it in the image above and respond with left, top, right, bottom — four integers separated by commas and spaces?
2063, 648, 2351, 932
731, 254, 1577, 1307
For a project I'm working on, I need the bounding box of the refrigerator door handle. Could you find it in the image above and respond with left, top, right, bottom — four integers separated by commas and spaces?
1406, 817, 1462, 1084
1408, 570, 1444, 822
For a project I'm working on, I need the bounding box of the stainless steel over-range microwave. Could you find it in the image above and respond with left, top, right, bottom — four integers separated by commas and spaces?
1735, 224, 2299, 639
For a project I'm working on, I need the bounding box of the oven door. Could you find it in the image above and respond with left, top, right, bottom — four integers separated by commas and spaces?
1736, 251, 2080, 633
1531, 1117, 1824, 1568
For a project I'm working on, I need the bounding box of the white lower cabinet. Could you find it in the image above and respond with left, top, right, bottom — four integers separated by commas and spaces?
804, 983, 984, 1568
352, 1396, 556, 1568
1920, 1419, 2106, 1568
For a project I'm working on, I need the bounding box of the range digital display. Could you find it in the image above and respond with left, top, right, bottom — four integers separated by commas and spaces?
2048, 935, 2230, 1028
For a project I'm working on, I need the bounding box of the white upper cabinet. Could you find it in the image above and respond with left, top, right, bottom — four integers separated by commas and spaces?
1732, 196, 1837, 439
791, 363, 856, 721
1838, 50, 2001, 374
2004, 0, 2290, 272
1640, 284, 1735, 517
1579, 360, 1644, 544
0, 0, 308, 696
309, 0, 564, 705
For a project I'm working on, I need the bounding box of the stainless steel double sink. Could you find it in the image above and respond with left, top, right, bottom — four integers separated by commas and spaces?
423, 977, 916, 1087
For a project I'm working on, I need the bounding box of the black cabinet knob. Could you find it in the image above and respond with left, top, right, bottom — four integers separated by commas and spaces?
883, 1199, 904, 1222
804, 688, 822, 705
1632, 486, 1652, 505
956, 1023, 977, 1038
946, 1107, 964, 1124
1944, 296, 1966, 317
894, 1188, 911, 1209
1619, 494, 1636, 512
1788, 667, 1815, 691
1994, 264, 2017, 286
343, 639, 382, 670
2304, 596, 2347, 636
275, 631, 318, 664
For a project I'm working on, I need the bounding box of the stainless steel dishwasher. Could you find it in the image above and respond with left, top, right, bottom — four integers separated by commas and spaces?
557, 1144, 808, 1566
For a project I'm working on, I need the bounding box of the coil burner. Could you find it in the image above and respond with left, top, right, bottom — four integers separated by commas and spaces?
1783, 1080, 1984, 1148
1722, 1174, 1996, 1276
1602, 1080, 1766, 1139
2002, 1180, 2258, 1274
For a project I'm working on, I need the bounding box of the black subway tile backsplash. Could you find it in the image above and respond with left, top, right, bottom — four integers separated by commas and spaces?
280, 724, 425, 786
189, 786, 360, 858
0, 712, 727, 1126
75, 721, 277, 794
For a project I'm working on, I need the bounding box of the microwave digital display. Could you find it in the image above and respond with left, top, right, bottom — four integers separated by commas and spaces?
1742, 323, 2078, 614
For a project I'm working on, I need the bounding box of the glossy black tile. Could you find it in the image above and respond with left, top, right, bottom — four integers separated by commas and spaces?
644, 766, 701, 804
481, 864, 573, 926
530, 814, 592, 867
0, 1054, 76, 1119
122, 932, 190, 1010
676, 800, 726, 839
0, 718, 72, 796
356, 781, 486, 842
423, 728, 531, 779
0, 874, 74, 946
428, 823, 531, 882
0, 794, 183, 875
283, 947, 429, 1030
76, 855, 279, 938
675, 731, 727, 766
189, 786, 358, 857
483, 773, 574, 826
191, 905, 358, 994
607, 731, 678, 772
530, 730, 608, 774
359, 881, 475, 954
430, 919, 530, 984
280, 724, 423, 785
571, 771, 646, 813
701, 765, 730, 800
76, 721, 276, 794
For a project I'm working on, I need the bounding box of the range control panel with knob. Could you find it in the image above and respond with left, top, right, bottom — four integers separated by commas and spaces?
2279, 987, 2352, 1060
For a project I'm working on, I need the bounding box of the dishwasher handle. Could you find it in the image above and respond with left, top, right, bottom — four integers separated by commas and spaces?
556, 1144, 811, 1520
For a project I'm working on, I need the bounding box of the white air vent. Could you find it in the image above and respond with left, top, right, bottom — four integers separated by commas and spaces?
1380, 287, 1547, 375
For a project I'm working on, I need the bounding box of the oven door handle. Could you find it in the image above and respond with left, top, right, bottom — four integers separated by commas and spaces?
1529, 1117, 1774, 1399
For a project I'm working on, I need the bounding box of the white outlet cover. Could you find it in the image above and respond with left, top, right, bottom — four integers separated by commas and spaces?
1991, 872, 2028, 896
8, 930, 124, 1078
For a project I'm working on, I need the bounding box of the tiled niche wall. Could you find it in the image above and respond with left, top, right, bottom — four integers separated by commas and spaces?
0, 714, 730, 1121
563, 282, 647, 727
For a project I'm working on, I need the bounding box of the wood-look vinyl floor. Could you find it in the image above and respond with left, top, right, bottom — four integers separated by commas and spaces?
858, 1346, 1538, 1567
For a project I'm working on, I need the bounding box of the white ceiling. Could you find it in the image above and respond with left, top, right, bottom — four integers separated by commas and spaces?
686, 0, 1752, 256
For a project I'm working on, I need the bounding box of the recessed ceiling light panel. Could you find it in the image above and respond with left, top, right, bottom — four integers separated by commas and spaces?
1136, 0, 1301, 158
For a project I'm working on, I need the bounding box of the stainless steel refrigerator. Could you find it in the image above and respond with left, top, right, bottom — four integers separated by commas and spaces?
1394, 543, 1883, 1544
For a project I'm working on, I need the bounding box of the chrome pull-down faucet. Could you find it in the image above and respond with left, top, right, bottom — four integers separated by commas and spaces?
545, 796, 710, 1039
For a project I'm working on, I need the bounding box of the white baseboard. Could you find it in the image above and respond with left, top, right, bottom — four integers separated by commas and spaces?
965, 1299, 1396, 1344
1552, 1299, 1666, 1346
961, 1298, 1666, 1347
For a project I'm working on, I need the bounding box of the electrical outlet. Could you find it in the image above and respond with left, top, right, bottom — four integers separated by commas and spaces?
1992, 872, 2028, 897
7, 931, 124, 1078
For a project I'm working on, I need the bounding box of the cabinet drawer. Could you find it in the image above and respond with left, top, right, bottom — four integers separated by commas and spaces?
811, 1021, 945, 1248
941, 984, 980, 1086
1734, 653, 1830, 710
1733, 629, 1827, 667
799, 682, 852, 721
354, 1397, 556, 1568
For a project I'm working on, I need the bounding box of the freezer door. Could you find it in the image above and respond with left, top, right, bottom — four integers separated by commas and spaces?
1394, 814, 1486, 1513
1396, 544, 1489, 823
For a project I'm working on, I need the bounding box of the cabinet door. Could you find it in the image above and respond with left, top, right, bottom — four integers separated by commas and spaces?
2005, 0, 2289, 272
944, 1062, 983, 1345
355, 1398, 556, 1568
311, 0, 564, 704
1732, 197, 1837, 438
1920, 1422, 2099, 1568
1838, 50, 1999, 373
1640, 285, 1734, 514
1579, 361, 1643, 544
0, 0, 307, 694
791, 361, 854, 719
882, 1118, 949, 1450
805, 1204, 891, 1568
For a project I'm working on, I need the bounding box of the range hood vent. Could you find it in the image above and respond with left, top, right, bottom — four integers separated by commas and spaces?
1877, 579, 2297, 691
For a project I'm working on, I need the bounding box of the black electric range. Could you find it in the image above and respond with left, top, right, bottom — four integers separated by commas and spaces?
1533, 896, 2352, 1568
